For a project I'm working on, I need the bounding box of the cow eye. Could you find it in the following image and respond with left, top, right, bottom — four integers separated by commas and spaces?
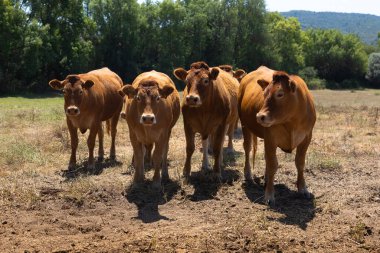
79, 90, 83, 95
156, 96, 160, 101
135, 95, 141, 101
62, 90, 66, 94
277, 93, 284, 98
204, 79, 209, 85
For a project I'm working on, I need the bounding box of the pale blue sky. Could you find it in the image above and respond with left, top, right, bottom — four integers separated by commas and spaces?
265, 0, 380, 16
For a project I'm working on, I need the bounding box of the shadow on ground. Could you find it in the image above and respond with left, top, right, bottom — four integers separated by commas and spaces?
123, 179, 180, 223
242, 179, 316, 230
186, 168, 240, 202
61, 158, 122, 180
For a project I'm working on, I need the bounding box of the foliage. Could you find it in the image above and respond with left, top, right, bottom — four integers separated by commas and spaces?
366, 53, 380, 88
0, 0, 375, 93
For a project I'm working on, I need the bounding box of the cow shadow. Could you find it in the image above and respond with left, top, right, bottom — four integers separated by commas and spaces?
223, 148, 243, 167
123, 179, 180, 223
186, 168, 240, 201
242, 179, 316, 230
61, 158, 122, 181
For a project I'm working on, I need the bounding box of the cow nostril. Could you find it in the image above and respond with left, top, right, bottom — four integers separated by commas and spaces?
74, 108, 79, 114
193, 97, 198, 102
186, 96, 190, 101
261, 116, 265, 122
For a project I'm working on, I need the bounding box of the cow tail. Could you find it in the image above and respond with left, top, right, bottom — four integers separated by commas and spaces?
106, 119, 111, 135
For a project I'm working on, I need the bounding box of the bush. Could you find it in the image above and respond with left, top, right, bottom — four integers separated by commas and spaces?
307, 78, 327, 90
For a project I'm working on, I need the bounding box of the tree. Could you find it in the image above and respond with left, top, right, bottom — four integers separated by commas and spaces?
267, 12, 305, 73
366, 53, 380, 87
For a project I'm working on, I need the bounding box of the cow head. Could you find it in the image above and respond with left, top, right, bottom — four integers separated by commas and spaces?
256, 71, 297, 127
173, 61, 219, 107
219, 65, 247, 83
49, 75, 94, 117
119, 79, 174, 126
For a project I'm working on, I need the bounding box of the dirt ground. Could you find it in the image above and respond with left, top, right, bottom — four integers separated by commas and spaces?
0, 89, 379, 252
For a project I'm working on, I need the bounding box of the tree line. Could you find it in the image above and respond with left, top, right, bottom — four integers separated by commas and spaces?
1, 0, 379, 94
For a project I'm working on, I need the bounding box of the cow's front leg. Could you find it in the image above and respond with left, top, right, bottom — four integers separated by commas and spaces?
295, 134, 312, 198
152, 137, 166, 189
263, 134, 278, 206
212, 122, 226, 180
67, 119, 78, 170
183, 121, 195, 178
87, 124, 99, 170
130, 132, 145, 184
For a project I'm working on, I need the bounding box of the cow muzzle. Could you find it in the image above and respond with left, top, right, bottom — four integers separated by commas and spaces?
185, 94, 201, 107
256, 112, 273, 127
140, 114, 156, 125
66, 106, 80, 116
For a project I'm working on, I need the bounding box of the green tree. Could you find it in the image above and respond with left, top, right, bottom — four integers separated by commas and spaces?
366, 53, 380, 87
267, 12, 305, 73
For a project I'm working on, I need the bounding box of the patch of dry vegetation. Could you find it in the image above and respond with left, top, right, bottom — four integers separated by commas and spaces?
0, 89, 379, 252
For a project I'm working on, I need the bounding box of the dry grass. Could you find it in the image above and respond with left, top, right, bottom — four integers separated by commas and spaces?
0, 89, 379, 252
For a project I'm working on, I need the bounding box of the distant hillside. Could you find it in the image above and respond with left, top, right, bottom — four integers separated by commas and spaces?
281, 10, 380, 45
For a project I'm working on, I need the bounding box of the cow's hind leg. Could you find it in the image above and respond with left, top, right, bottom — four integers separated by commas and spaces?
161, 131, 171, 182
97, 122, 104, 162
130, 132, 145, 184
152, 134, 167, 189
295, 134, 312, 198
201, 137, 210, 171
227, 122, 235, 154
242, 126, 252, 181
110, 112, 120, 160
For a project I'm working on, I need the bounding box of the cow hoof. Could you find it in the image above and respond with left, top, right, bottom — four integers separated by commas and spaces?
212, 172, 222, 183
201, 164, 210, 172
161, 173, 169, 182
97, 156, 104, 162
68, 164, 76, 171
244, 171, 252, 182
298, 187, 311, 199
264, 193, 275, 206
87, 163, 95, 171
226, 147, 234, 154
110, 154, 116, 161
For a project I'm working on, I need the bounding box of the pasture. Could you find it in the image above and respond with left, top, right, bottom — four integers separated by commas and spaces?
0, 89, 379, 252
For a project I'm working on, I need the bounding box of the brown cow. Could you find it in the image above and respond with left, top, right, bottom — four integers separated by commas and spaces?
49, 67, 123, 170
119, 71, 180, 187
174, 61, 239, 179
238, 66, 316, 205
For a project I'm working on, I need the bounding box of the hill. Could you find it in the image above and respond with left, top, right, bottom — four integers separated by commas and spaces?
281, 10, 380, 45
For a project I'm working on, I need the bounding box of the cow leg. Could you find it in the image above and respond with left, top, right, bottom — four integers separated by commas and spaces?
97, 122, 104, 162
295, 134, 312, 198
161, 131, 170, 181
242, 126, 252, 181
87, 124, 99, 170
145, 144, 153, 168
201, 137, 210, 171
110, 113, 120, 161
227, 122, 234, 154
263, 135, 278, 206
208, 135, 213, 155
152, 136, 167, 189
183, 122, 195, 178
67, 119, 78, 170
130, 132, 144, 184
212, 123, 226, 179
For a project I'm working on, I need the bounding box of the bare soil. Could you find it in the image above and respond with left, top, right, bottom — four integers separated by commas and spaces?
0, 90, 379, 252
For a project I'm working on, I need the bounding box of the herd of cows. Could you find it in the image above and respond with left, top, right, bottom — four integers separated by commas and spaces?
48, 61, 316, 205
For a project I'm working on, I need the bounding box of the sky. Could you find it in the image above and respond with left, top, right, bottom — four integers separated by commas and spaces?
265, 0, 380, 16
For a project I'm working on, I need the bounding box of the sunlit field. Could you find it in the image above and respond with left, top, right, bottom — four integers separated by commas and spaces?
0, 89, 379, 252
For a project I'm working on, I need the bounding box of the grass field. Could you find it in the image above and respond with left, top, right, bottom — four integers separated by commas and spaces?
0, 89, 379, 252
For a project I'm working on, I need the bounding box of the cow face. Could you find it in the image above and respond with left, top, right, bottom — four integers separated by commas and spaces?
120, 81, 174, 126
256, 71, 297, 127
174, 61, 219, 107
49, 75, 94, 117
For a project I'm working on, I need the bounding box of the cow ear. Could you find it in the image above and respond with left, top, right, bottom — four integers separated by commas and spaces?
209, 68, 219, 80
49, 79, 64, 90
82, 80, 94, 89
173, 68, 188, 81
289, 79, 296, 93
159, 85, 174, 98
120, 84, 137, 99
233, 69, 246, 80
257, 79, 269, 90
